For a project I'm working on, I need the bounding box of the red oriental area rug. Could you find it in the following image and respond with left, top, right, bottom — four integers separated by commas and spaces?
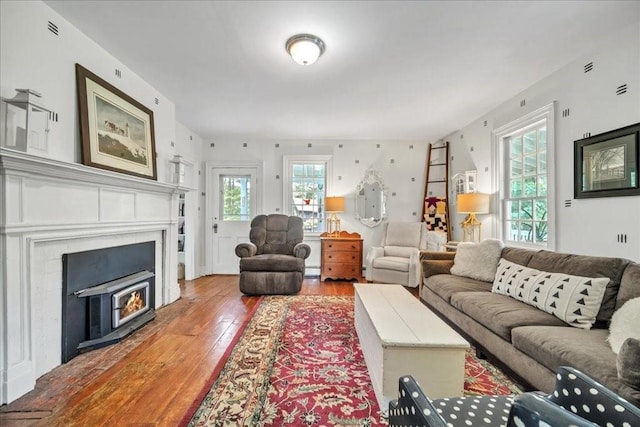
182, 295, 522, 426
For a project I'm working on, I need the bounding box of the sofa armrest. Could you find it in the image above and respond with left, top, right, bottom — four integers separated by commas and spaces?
365, 246, 384, 281
293, 242, 311, 259
421, 251, 455, 279
420, 251, 456, 261
235, 242, 257, 258
408, 248, 422, 288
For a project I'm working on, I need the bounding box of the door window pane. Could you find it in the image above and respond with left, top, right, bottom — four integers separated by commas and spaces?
221, 175, 251, 221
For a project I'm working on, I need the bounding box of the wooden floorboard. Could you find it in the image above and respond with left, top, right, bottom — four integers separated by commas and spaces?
0, 275, 375, 426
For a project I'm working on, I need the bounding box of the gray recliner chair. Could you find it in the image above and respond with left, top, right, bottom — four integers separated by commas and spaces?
235, 214, 311, 295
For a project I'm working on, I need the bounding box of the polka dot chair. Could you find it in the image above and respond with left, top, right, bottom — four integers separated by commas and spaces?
388, 366, 640, 427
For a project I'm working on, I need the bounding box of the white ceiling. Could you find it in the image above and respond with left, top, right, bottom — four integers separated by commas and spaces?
45, 1, 640, 143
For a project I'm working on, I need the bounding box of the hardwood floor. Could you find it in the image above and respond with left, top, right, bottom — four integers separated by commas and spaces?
1, 275, 406, 426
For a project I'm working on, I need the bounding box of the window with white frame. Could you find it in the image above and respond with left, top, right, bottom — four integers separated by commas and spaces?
283, 155, 332, 233
495, 104, 555, 249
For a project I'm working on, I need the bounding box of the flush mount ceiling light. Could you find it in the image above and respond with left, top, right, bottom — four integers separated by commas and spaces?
286, 34, 325, 66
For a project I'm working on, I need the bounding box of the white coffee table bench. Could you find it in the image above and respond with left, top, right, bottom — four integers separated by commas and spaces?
353, 283, 470, 410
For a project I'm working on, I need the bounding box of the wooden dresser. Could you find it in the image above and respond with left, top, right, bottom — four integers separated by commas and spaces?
320, 231, 363, 281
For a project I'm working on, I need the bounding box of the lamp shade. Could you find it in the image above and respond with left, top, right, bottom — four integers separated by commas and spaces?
457, 193, 490, 214
325, 196, 345, 212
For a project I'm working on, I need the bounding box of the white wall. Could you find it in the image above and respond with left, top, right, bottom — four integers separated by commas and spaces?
445, 22, 640, 261
0, 1, 181, 180
202, 139, 430, 270
0, 1, 205, 271
174, 121, 204, 278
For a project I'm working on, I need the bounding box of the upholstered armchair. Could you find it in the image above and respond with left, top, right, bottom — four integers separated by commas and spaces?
235, 214, 311, 295
389, 366, 640, 427
365, 221, 429, 287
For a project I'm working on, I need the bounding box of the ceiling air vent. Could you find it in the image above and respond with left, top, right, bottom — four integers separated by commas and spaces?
584, 62, 593, 73
520, 99, 526, 107
115, 69, 121, 78
47, 21, 59, 35
616, 84, 627, 95
154, 97, 159, 105
564, 200, 572, 207
562, 108, 570, 118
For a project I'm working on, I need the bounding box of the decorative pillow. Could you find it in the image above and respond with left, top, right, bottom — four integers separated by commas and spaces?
617, 337, 640, 389
493, 258, 609, 329
608, 297, 640, 354
450, 239, 504, 282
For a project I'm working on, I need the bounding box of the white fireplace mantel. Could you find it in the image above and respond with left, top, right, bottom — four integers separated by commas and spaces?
0, 148, 182, 404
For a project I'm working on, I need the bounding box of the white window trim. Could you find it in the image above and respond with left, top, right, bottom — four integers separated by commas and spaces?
283, 154, 333, 236
492, 102, 556, 250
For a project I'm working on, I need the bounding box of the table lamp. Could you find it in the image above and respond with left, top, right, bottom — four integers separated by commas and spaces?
457, 193, 490, 243
325, 196, 345, 238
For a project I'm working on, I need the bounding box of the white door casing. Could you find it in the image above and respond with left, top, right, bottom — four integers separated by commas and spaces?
205, 162, 262, 275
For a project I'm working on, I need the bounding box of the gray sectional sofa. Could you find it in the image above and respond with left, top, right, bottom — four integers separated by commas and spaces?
420, 246, 640, 406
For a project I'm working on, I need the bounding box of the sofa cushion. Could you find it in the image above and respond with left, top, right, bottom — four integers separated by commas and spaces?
493, 258, 609, 329
510, 326, 629, 395
450, 291, 566, 341
527, 250, 630, 324
501, 246, 538, 266
608, 297, 640, 354
616, 262, 640, 312
450, 239, 504, 282
372, 256, 409, 272
424, 274, 492, 303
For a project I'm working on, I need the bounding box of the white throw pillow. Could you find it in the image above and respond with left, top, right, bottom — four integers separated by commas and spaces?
450, 239, 504, 282
493, 258, 609, 329
608, 297, 640, 354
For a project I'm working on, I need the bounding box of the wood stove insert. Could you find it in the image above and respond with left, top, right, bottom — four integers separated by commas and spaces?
61, 241, 156, 363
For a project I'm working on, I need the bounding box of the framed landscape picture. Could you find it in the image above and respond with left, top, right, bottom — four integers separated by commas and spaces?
574, 123, 640, 199
76, 64, 157, 180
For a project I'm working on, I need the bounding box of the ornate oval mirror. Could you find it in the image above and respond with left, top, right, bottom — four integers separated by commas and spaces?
355, 168, 388, 227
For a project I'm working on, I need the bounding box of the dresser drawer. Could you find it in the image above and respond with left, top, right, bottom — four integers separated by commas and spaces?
323, 240, 361, 252
323, 251, 360, 264
323, 263, 360, 279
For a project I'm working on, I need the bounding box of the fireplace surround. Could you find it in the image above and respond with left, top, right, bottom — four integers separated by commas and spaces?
62, 242, 156, 363
0, 148, 183, 404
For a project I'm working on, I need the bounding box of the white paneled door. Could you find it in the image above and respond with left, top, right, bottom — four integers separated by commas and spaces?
205, 163, 261, 275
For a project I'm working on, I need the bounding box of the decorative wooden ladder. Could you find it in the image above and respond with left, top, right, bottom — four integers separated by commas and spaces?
421, 141, 451, 242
